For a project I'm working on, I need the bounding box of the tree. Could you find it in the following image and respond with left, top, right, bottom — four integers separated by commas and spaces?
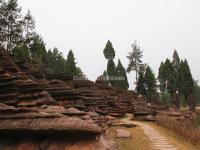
144, 66, 157, 102
171, 50, 181, 108
65, 50, 78, 76
107, 59, 116, 86
23, 10, 35, 46
158, 61, 165, 94
172, 49, 180, 72
127, 41, 143, 82
177, 60, 194, 101
12, 43, 29, 61
103, 40, 115, 60
0, 0, 23, 51
29, 34, 47, 62
115, 59, 129, 90
136, 67, 146, 95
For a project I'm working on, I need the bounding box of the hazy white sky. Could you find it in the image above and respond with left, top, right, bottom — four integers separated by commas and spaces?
18, 0, 200, 89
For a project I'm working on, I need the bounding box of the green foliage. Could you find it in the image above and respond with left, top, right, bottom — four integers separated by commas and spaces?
177, 59, 194, 99
194, 84, 200, 106
158, 50, 195, 109
172, 49, 180, 71
115, 59, 129, 90
29, 35, 47, 62
107, 59, 116, 86
158, 58, 176, 95
0, 0, 23, 50
23, 10, 35, 45
65, 50, 78, 76
136, 68, 146, 95
12, 43, 29, 61
103, 40, 115, 60
127, 41, 143, 82
144, 66, 157, 100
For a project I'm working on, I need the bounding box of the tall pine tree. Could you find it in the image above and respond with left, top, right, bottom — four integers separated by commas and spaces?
127, 41, 143, 83
103, 40, 115, 60
0, 0, 23, 51
144, 66, 157, 102
136, 67, 146, 95
66, 50, 78, 76
107, 59, 116, 85
115, 59, 129, 90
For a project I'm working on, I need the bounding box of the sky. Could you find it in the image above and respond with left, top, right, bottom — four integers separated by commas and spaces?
18, 0, 200, 89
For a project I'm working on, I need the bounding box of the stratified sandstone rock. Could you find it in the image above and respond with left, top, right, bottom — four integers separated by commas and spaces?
0, 103, 102, 135
45, 80, 85, 109
0, 134, 118, 150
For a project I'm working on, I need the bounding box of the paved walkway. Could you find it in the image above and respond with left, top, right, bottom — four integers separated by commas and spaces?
122, 116, 178, 150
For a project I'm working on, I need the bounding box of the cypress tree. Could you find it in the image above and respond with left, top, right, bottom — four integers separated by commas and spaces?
107, 59, 116, 86
136, 68, 146, 95
66, 50, 78, 76
115, 59, 129, 90
177, 59, 194, 99
172, 50, 180, 72
158, 61, 165, 94
103, 40, 115, 60
144, 66, 157, 102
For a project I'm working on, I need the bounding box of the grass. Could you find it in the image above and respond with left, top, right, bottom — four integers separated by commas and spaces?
147, 122, 200, 150
155, 114, 200, 147
107, 126, 153, 150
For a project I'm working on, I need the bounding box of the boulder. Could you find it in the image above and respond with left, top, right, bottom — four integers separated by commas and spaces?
115, 129, 131, 138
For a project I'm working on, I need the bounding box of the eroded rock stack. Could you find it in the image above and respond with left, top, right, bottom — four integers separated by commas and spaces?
133, 96, 156, 121
69, 80, 107, 113
95, 79, 134, 117
0, 48, 119, 150
44, 80, 86, 109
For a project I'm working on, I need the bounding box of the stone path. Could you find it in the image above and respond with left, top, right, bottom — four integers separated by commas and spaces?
123, 116, 178, 150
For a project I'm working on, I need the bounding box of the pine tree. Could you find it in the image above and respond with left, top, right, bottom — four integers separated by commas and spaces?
0, 0, 23, 51
158, 61, 165, 94
181, 60, 195, 112
29, 34, 47, 62
177, 59, 194, 100
103, 40, 115, 60
127, 41, 143, 83
12, 43, 29, 61
172, 50, 180, 72
23, 10, 35, 46
107, 59, 116, 86
171, 50, 181, 108
144, 66, 157, 102
136, 67, 146, 95
65, 50, 78, 76
115, 59, 129, 90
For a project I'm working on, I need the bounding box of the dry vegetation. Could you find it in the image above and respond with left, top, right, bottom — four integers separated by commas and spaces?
156, 114, 200, 147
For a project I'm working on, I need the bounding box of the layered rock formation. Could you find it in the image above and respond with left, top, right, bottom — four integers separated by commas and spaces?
0, 48, 119, 150
133, 95, 169, 121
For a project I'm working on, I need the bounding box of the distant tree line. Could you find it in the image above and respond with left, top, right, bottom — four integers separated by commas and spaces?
158, 50, 196, 111
0, 0, 84, 77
